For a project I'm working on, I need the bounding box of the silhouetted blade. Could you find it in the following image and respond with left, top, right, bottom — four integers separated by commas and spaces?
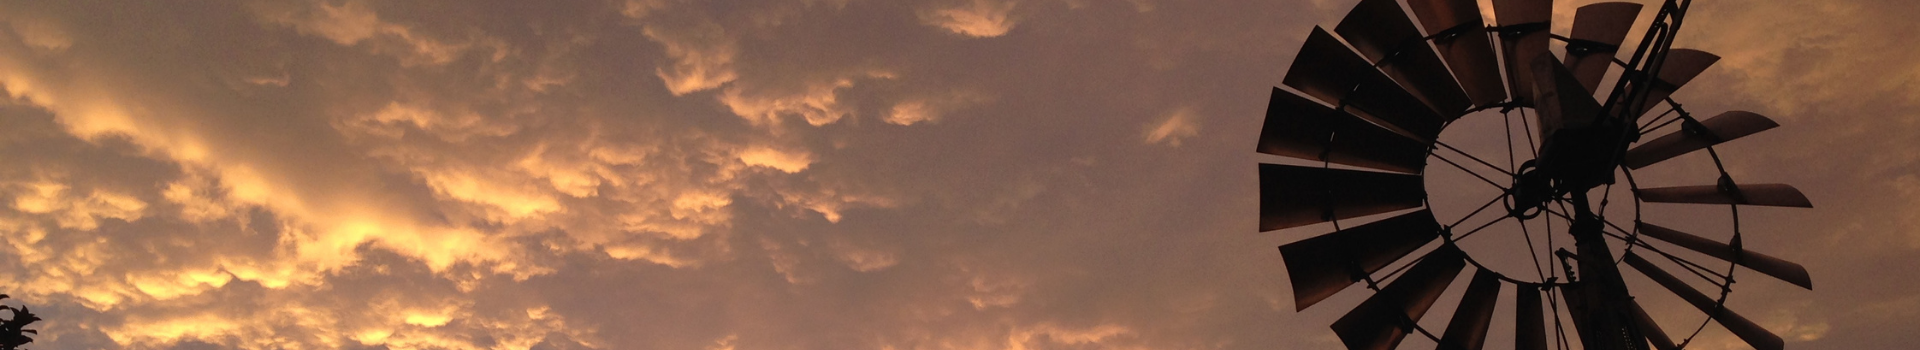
1624, 253, 1786, 350
1636, 222, 1813, 289
1438, 269, 1502, 350
1636, 183, 1813, 208
1494, 0, 1552, 106
1284, 27, 1449, 139
1630, 300, 1680, 350
1555, 280, 1592, 343
1260, 88, 1430, 174
1281, 210, 1443, 310
1565, 3, 1644, 93
1529, 55, 1605, 144
1335, 0, 1474, 117
1627, 49, 1721, 118
1514, 284, 1549, 350
1331, 247, 1467, 350
1259, 163, 1427, 231
1623, 111, 1779, 169
1407, 0, 1508, 107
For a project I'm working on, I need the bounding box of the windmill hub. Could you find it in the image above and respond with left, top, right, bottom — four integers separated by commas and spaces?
1503, 113, 1640, 221
1535, 118, 1636, 191
1504, 160, 1554, 219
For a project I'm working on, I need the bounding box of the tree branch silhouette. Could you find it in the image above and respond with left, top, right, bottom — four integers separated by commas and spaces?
0, 295, 40, 350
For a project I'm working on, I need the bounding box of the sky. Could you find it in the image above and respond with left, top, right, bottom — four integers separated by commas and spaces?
0, 0, 1915, 349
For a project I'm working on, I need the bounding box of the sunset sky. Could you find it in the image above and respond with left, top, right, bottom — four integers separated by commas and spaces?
0, 0, 1916, 349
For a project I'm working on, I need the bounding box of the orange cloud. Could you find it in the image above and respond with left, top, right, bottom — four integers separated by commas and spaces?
922, 0, 1020, 38
1143, 107, 1200, 147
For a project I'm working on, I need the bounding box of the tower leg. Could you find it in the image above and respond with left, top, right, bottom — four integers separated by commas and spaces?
1566, 191, 1648, 350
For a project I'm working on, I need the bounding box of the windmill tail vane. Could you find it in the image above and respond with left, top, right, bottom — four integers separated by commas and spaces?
1256, 0, 1811, 349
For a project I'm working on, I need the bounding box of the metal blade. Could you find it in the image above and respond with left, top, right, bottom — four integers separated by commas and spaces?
1281, 210, 1443, 310
1529, 54, 1605, 144
1628, 49, 1721, 118
1636, 183, 1813, 208
1636, 222, 1814, 289
1406, 0, 1508, 107
1331, 246, 1467, 350
1630, 300, 1680, 350
1565, 3, 1644, 93
1335, 0, 1474, 117
1624, 253, 1786, 350
1259, 163, 1427, 231
1492, 0, 1551, 26
1514, 284, 1548, 350
1259, 87, 1430, 174
1623, 111, 1779, 169
1556, 279, 1594, 345
1284, 27, 1449, 139
1438, 269, 1502, 350
1494, 0, 1552, 106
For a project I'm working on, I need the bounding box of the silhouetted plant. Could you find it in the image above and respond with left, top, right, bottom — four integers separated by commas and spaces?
0, 295, 38, 350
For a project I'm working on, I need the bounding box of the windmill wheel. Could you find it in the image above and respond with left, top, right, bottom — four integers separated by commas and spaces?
1256, 0, 1813, 350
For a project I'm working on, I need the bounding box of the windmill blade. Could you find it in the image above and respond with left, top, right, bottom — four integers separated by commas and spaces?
1406, 0, 1508, 108
1636, 222, 1814, 288
1259, 163, 1427, 231
1624, 253, 1786, 350
1259, 87, 1431, 174
1514, 284, 1549, 350
1555, 279, 1593, 345
1623, 111, 1779, 169
1331, 246, 1467, 350
1626, 49, 1721, 118
1564, 2, 1645, 93
1281, 210, 1443, 310
1493, 0, 1552, 106
1334, 0, 1474, 117
1629, 300, 1680, 350
1437, 269, 1502, 350
1284, 27, 1449, 139
1636, 183, 1813, 208
1529, 54, 1606, 145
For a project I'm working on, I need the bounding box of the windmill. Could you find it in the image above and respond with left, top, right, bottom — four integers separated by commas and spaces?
1257, 0, 1811, 349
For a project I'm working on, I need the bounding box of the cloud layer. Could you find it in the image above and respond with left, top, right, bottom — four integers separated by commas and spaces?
0, 0, 1915, 349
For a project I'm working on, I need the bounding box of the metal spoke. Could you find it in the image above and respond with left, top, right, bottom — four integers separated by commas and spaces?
1518, 108, 1541, 158
1550, 290, 1572, 350
1639, 105, 1681, 133
1371, 249, 1430, 287
1435, 141, 1516, 176
1450, 193, 1510, 229
1640, 110, 1685, 134
1543, 207, 1732, 287
1597, 226, 1731, 283
1504, 110, 1521, 172
1520, 209, 1551, 283
1451, 214, 1512, 242
1433, 153, 1510, 191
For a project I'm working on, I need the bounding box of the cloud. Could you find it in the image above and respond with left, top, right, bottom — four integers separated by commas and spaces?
0, 0, 921, 346
2, 0, 1917, 349
921, 0, 1020, 37
737, 146, 815, 173
1143, 107, 1200, 147
259, 0, 492, 66
3, 17, 70, 52
886, 90, 988, 126
718, 76, 865, 126
642, 17, 740, 95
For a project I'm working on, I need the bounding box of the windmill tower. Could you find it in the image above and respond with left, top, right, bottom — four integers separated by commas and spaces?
1257, 0, 1812, 349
